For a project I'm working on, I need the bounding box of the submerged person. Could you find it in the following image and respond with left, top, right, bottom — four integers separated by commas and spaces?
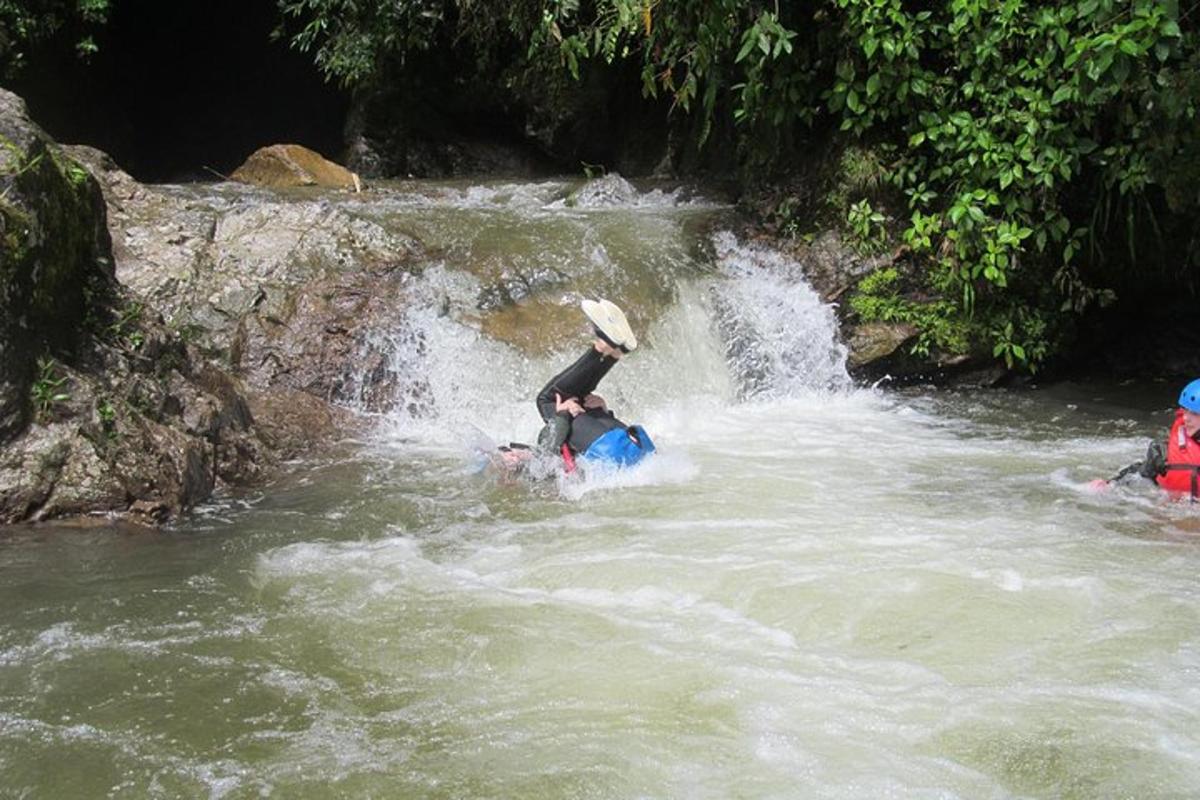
1094, 379, 1200, 499
534, 298, 655, 469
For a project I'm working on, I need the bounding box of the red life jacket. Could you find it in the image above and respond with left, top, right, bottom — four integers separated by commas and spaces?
1155, 409, 1200, 496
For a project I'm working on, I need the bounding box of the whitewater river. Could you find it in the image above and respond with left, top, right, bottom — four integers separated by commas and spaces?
2, 179, 1199, 798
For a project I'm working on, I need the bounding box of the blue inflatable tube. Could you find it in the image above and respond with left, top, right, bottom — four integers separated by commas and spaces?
581, 425, 656, 467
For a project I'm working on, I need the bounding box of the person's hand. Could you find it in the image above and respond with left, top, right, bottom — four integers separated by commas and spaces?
1087, 478, 1111, 493
583, 393, 607, 411
555, 392, 584, 417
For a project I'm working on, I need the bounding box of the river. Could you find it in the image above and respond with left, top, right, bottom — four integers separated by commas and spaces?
2, 177, 1198, 798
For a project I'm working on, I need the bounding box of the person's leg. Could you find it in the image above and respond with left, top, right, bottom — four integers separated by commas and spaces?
535, 346, 619, 421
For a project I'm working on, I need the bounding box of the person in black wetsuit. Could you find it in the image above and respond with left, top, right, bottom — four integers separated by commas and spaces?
533, 299, 655, 467
535, 339, 625, 455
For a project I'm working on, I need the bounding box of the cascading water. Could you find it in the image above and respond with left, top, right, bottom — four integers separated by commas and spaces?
339, 181, 852, 454
2, 178, 1199, 799
709, 231, 852, 399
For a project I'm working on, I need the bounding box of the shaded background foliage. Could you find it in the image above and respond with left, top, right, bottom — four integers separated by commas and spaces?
2, 0, 345, 180
4, 0, 1200, 374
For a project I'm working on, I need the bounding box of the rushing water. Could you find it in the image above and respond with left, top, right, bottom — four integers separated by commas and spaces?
3, 178, 1200, 799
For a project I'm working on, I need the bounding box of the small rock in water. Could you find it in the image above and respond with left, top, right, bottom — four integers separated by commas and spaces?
566, 173, 638, 207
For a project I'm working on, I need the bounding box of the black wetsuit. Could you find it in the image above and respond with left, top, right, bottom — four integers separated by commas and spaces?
535, 346, 625, 454
536, 347, 619, 421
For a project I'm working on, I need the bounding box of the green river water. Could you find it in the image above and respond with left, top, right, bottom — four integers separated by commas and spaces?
1, 179, 1198, 799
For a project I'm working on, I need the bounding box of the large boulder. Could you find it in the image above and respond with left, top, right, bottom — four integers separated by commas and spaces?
231, 144, 361, 190
0, 274, 286, 524
66, 145, 425, 412
0, 88, 112, 443
0, 92, 345, 525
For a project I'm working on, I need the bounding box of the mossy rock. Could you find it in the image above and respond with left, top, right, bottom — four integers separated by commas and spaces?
0, 88, 113, 443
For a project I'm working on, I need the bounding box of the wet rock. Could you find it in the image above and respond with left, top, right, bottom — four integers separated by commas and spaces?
566, 173, 639, 208
67, 147, 424, 411
0, 91, 333, 525
246, 387, 359, 455
231, 144, 361, 190
847, 322, 919, 369
794, 229, 889, 302
0, 306, 284, 525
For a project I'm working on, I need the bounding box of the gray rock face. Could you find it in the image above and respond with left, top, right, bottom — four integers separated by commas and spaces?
66, 145, 423, 409
792, 230, 888, 304
0, 92, 358, 525
0, 287, 279, 524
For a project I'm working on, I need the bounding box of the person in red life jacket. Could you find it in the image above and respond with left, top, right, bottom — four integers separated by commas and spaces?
1093, 379, 1200, 498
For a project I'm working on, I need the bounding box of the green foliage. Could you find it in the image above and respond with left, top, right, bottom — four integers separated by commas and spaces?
31, 357, 70, 422
0, 0, 110, 75
95, 396, 117, 439
106, 300, 144, 351
536, 1, 815, 154
64, 162, 89, 186
534, 0, 1196, 371
825, 146, 889, 217
6, 3, 1197, 372
0, 140, 44, 202
769, 195, 805, 240
849, 267, 971, 357
991, 312, 1049, 373
847, 199, 887, 254
822, 0, 1193, 369
274, 0, 545, 87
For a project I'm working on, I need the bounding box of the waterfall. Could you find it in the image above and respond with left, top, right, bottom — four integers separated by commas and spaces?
328, 182, 851, 448
708, 232, 852, 399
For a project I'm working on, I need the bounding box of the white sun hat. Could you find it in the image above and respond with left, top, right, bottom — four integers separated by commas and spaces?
581, 298, 637, 352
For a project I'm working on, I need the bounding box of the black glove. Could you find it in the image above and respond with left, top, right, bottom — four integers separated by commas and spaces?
1138, 441, 1167, 480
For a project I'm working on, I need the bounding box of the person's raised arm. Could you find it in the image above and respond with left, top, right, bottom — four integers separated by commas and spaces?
535, 345, 618, 421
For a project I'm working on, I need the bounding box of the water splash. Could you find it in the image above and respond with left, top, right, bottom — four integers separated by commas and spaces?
709, 232, 851, 399
335, 190, 853, 481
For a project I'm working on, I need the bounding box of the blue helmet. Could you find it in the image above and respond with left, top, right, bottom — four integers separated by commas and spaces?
1180, 379, 1200, 412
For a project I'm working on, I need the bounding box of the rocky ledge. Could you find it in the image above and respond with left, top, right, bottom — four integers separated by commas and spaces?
0, 90, 398, 525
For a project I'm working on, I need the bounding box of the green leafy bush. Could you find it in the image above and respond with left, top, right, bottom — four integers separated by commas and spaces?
0, 0, 109, 75
18, 1, 1197, 371
849, 267, 970, 357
